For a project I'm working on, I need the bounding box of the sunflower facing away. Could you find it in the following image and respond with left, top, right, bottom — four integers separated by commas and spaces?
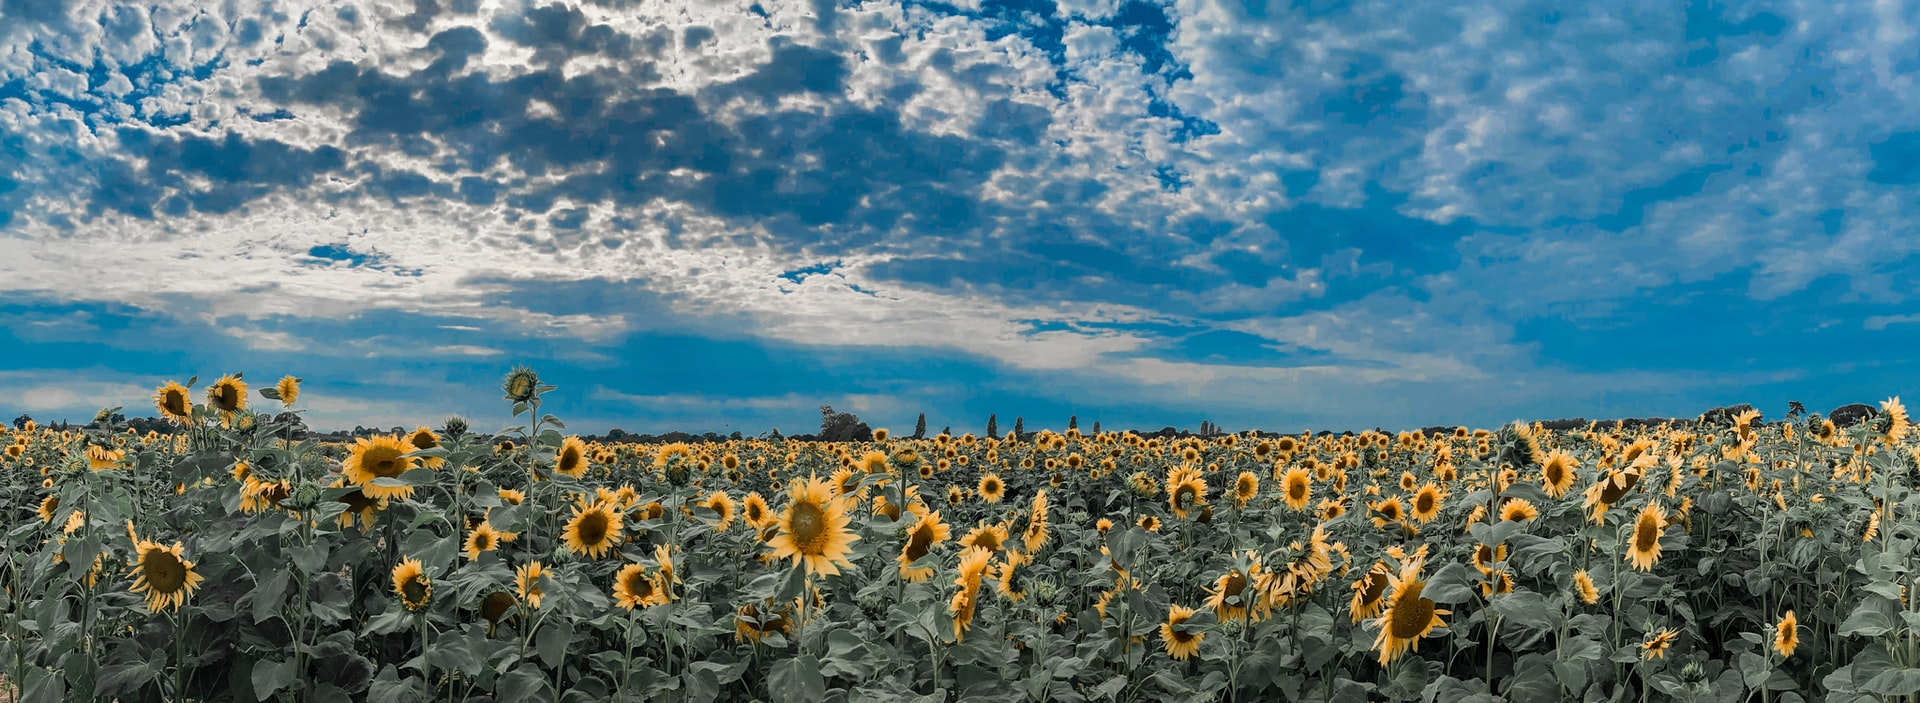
899, 510, 952, 583
765, 475, 861, 576
130, 529, 204, 612
391, 557, 432, 612
154, 381, 193, 424
1161, 604, 1205, 661
949, 545, 992, 641
274, 375, 301, 407
1022, 490, 1050, 553
564, 502, 624, 559
1625, 502, 1667, 571
1572, 570, 1601, 605
1371, 557, 1450, 666
342, 435, 421, 501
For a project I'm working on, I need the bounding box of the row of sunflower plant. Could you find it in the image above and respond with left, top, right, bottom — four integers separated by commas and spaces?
3, 370, 1920, 701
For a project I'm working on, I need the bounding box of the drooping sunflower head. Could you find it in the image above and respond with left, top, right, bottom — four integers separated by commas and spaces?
1160, 604, 1205, 661
479, 591, 516, 630
391, 557, 432, 612
563, 502, 624, 559
1207, 567, 1253, 622
206, 374, 248, 420
1641, 628, 1677, 660
129, 534, 203, 612
343, 435, 420, 501
735, 603, 793, 644
1348, 562, 1392, 622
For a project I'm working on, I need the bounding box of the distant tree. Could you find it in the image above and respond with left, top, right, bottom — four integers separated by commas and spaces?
1068, 415, 1078, 431
913, 413, 927, 439
819, 405, 873, 442
1013, 417, 1024, 442
12, 414, 31, 430
939, 426, 951, 437
1092, 421, 1100, 435
768, 428, 783, 440
987, 414, 998, 440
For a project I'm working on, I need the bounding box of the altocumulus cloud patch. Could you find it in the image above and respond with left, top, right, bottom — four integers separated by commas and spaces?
0, 0, 1918, 432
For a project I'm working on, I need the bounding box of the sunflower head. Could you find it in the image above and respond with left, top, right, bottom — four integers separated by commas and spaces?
273, 376, 301, 407
977, 473, 1005, 503
555, 436, 589, 479
1774, 610, 1798, 657
342, 435, 421, 501
613, 563, 666, 610
206, 374, 248, 420
563, 502, 624, 559
1160, 604, 1205, 661
515, 561, 548, 609
392, 557, 432, 612
154, 381, 194, 424
502, 365, 541, 404
129, 533, 204, 612
765, 475, 861, 576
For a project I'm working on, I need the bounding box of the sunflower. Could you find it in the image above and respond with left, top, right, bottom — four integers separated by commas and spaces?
1139, 515, 1161, 532
154, 381, 193, 424
899, 510, 952, 583
1625, 502, 1666, 571
563, 502, 624, 559
1022, 490, 1050, 553
1572, 570, 1600, 604
765, 475, 861, 576
958, 523, 1008, 554
613, 563, 667, 609
1370, 497, 1406, 529
1168, 475, 1207, 520
1207, 567, 1255, 622
1774, 610, 1798, 657
1096, 517, 1114, 535
129, 532, 204, 612
1499, 498, 1539, 522
548, 436, 588, 479
1349, 562, 1392, 622
336, 487, 381, 530
1883, 397, 1911, 444
498, 488, 527, 506
732, 492, 769, 531
1371, 557, 1449, 666
996, 550, 1030, 602
37, 495, 58, 523
1232, 471, 1259, 508
1641, 628, 1677, 660
465, 521, 503, 561
391, 557, 432, 612
1160, 604, 1205, 661
1540, 451, 1578, 497
735, 603, 793, 644
274, 376, 300, 407
950, 546, 992, 640
1409, 484, 1444, 524
703, 491, 737, 529
342, 435, 420, 501
977, 473, 1006, 503
206, 374, 248, 423
515, 561, 548, 609
405, 427, 444, 468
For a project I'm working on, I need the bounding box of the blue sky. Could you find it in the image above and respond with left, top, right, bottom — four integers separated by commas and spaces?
0, 0, 1917, 434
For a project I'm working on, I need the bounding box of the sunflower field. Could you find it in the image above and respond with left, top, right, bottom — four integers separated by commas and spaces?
4, 369, 1920, 702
